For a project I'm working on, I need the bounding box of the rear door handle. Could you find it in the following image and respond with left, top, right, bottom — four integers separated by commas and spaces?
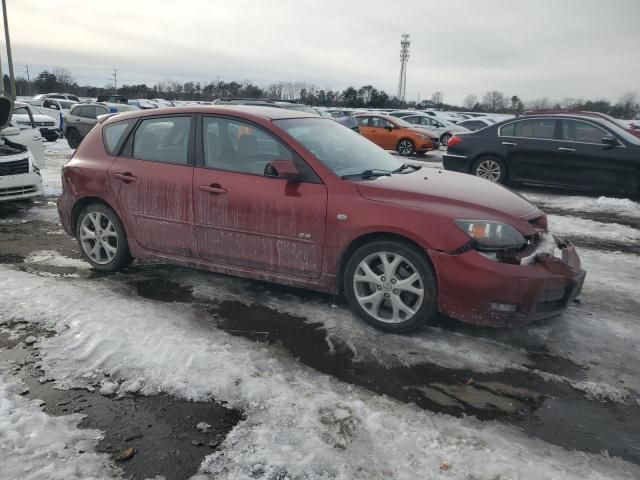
199, 184, 227, 195
558, 147, 576, 152
502, 141, 517, 146
113, 172, 137, 183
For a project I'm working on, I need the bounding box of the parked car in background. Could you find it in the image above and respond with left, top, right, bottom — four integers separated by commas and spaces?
399, 113, 469, 146
13, 102, 61, 142
456, 117, 496, 131
326, 109, 359, 131
356, 114, 439, 155
57, 105, 584, 332
26, 97, 76, 130
443, 114, 640, 195
129, 99, 158, 109
32, 92, 80, 102
0, 93, 43, 201
64, 103, 139, 148
97, 94, 128, 104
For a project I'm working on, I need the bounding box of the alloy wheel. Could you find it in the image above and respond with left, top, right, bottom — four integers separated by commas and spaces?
441, 133, 451, 146
475, 159, 502, 182
397, 140, 415, 156
353, 251, 425, 324
79, 211, 119, 265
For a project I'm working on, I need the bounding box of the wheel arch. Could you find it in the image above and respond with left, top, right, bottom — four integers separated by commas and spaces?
71, 196, 120, 234
336, 231, 436, 295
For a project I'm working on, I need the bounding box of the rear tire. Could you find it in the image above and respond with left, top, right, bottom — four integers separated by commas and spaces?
66, 129, 81, 149
344, 240, 438, 333
76, 203, 133, 272
440, 133, 452, 146
472, 156, 507, 184
397, 139, 416, 157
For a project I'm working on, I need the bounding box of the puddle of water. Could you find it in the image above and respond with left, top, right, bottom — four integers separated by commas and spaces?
210, 299, 640, 465
130, 278, 195, 302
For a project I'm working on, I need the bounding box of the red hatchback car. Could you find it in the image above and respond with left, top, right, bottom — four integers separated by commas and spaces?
58, 106, 585, 332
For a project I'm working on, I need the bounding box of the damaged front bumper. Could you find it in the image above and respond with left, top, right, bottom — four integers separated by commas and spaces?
430, 234, 585, 327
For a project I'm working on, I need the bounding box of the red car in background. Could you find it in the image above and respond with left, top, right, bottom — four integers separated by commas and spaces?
58, 106, 584, 333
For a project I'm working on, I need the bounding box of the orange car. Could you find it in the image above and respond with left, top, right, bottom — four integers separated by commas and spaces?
356, 114, 439, 156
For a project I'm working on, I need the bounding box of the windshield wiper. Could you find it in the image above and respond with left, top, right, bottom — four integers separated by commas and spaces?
341, 169, 393, 180
392, 163, 421, 174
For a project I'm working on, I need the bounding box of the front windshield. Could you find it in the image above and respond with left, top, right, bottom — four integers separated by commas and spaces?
604, 121, 640, 145
276, 117, 405, 177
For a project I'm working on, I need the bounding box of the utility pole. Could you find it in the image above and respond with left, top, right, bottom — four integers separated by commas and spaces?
112, 68, 118, 94
25, 64, 30, 95
397, 33, 410, 104
0, 42, 3, 93
2, 0, 16, 100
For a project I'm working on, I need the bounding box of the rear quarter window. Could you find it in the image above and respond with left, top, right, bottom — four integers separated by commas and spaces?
103, 120, 134, 156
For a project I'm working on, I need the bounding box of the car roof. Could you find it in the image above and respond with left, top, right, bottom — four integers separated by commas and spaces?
101, 105, 317, 125
496, 114, 618, 128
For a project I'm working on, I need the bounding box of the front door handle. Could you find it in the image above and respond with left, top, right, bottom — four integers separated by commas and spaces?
199, 184, 227, 195
502, 141, 517, 146
113, 172, 137, 183
558, 147, 576, 152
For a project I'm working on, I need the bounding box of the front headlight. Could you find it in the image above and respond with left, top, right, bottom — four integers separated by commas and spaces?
454, 219, 526, 250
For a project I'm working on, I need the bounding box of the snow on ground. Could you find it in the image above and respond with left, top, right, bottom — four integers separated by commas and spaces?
0, 373, 119, 480
41, 141, 73, 197
1, 266, 638, 480
523, 193, 640, 219
548, 214, 640, 243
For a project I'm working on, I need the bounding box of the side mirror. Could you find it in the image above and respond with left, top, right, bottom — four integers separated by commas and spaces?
601, 135, 619, 147
264, 160, 300, 181
385, 125, 394, 131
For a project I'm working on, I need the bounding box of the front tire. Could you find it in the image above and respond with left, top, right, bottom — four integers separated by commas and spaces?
472, 156, 507, 184
66, 129, 81, 149
344, 240, 438, 333
397, 139, 416, 157
76, 203, 133, 272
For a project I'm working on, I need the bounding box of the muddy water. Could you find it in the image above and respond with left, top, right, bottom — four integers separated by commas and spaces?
208, 299, 640, 465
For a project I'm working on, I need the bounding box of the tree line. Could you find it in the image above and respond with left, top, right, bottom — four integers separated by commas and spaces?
9, 68, 640, 119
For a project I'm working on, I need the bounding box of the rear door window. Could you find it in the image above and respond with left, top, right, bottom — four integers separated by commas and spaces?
133, 116, 192, 165
501, 119, 556, 139
356, 117, 370, 127
103, 120, 134, 155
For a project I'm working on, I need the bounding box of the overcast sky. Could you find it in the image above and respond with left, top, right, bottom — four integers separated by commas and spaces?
5, 0, 639, 104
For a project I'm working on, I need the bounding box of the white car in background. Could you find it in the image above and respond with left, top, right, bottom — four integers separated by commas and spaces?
13, 102, 61, 143
0, 93, 43, 202
455, 117, 497, 131
26, 97, 76, 131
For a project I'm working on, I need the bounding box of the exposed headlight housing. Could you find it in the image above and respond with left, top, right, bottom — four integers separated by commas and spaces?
454, 219, 526, 251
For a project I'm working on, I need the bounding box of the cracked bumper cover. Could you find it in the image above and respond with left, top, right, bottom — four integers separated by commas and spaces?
429, 237, 585, 327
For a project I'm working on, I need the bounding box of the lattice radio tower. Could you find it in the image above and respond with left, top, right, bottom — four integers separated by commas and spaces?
397, 33, 410, 102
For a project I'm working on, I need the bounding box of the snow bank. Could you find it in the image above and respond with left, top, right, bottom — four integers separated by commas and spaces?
524, 193, 640, 218
24, 250, 91, 270
548, 214, 640, 244
41, 141, 73, 197
1, 267, 638, 479
0, 374, 119, 480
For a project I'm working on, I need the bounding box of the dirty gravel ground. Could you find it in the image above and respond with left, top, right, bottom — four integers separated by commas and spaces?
1, 142, 639, 479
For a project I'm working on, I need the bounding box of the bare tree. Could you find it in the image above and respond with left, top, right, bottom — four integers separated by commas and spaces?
53, 67, 75, 90
431, 91, 444, 105
463, 94, 477, 110
527, 97, 551, 111
616, 91, 639, 119
482, 91, 506, 112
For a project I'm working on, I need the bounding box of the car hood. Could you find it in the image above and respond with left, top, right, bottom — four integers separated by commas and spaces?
0, 93, 13, 130
356, 169, 541, 233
